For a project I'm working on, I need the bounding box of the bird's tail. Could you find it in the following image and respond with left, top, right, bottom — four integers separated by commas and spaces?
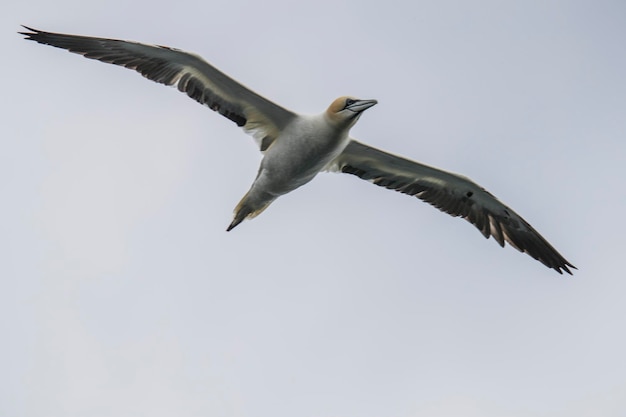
226, 190, 274, 231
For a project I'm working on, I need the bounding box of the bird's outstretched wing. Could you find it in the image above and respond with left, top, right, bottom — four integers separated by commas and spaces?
20, 26, 296, 151
330, 140, 575, 274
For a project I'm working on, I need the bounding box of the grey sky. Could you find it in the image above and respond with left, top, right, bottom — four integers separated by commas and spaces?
3, 1, 626, 416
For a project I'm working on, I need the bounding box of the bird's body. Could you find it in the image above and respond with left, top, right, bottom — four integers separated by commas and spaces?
228, 107, 364, 230
21, 26, 576, 274
258, 112, 352, 194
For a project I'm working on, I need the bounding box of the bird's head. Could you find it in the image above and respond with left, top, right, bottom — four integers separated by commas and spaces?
325, 96, 377, 127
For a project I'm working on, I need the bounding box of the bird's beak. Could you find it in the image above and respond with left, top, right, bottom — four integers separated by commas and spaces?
347, 99, 378, 113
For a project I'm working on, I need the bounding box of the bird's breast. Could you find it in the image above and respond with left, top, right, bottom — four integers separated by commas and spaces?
259, 115, 350, 193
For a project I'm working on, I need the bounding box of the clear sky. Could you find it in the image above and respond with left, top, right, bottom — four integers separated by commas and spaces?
3, 1, 626, 416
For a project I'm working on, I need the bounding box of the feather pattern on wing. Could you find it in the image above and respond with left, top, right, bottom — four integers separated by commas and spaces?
20, 26, 296, 151
330, 140, 576, 274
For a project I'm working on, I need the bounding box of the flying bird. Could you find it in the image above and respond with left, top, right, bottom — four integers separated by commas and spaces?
20, 26, 575, 274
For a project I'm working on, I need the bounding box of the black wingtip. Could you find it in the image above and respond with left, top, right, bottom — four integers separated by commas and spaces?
19, 25, 37, 36
19, 25, 45, 41
562, 263, 577, 276
552, 260, 576, 276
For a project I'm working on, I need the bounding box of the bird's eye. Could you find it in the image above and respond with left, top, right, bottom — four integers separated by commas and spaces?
345, 98, 356, 108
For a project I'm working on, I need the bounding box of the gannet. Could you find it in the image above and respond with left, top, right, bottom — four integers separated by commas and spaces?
20, 26, 576, 274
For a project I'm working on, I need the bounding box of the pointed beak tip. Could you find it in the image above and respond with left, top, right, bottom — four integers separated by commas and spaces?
360, 99, 378, 110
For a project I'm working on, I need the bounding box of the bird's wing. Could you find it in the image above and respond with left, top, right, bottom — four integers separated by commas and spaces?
20, 26, 296, 152
329, 140, 575, 274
